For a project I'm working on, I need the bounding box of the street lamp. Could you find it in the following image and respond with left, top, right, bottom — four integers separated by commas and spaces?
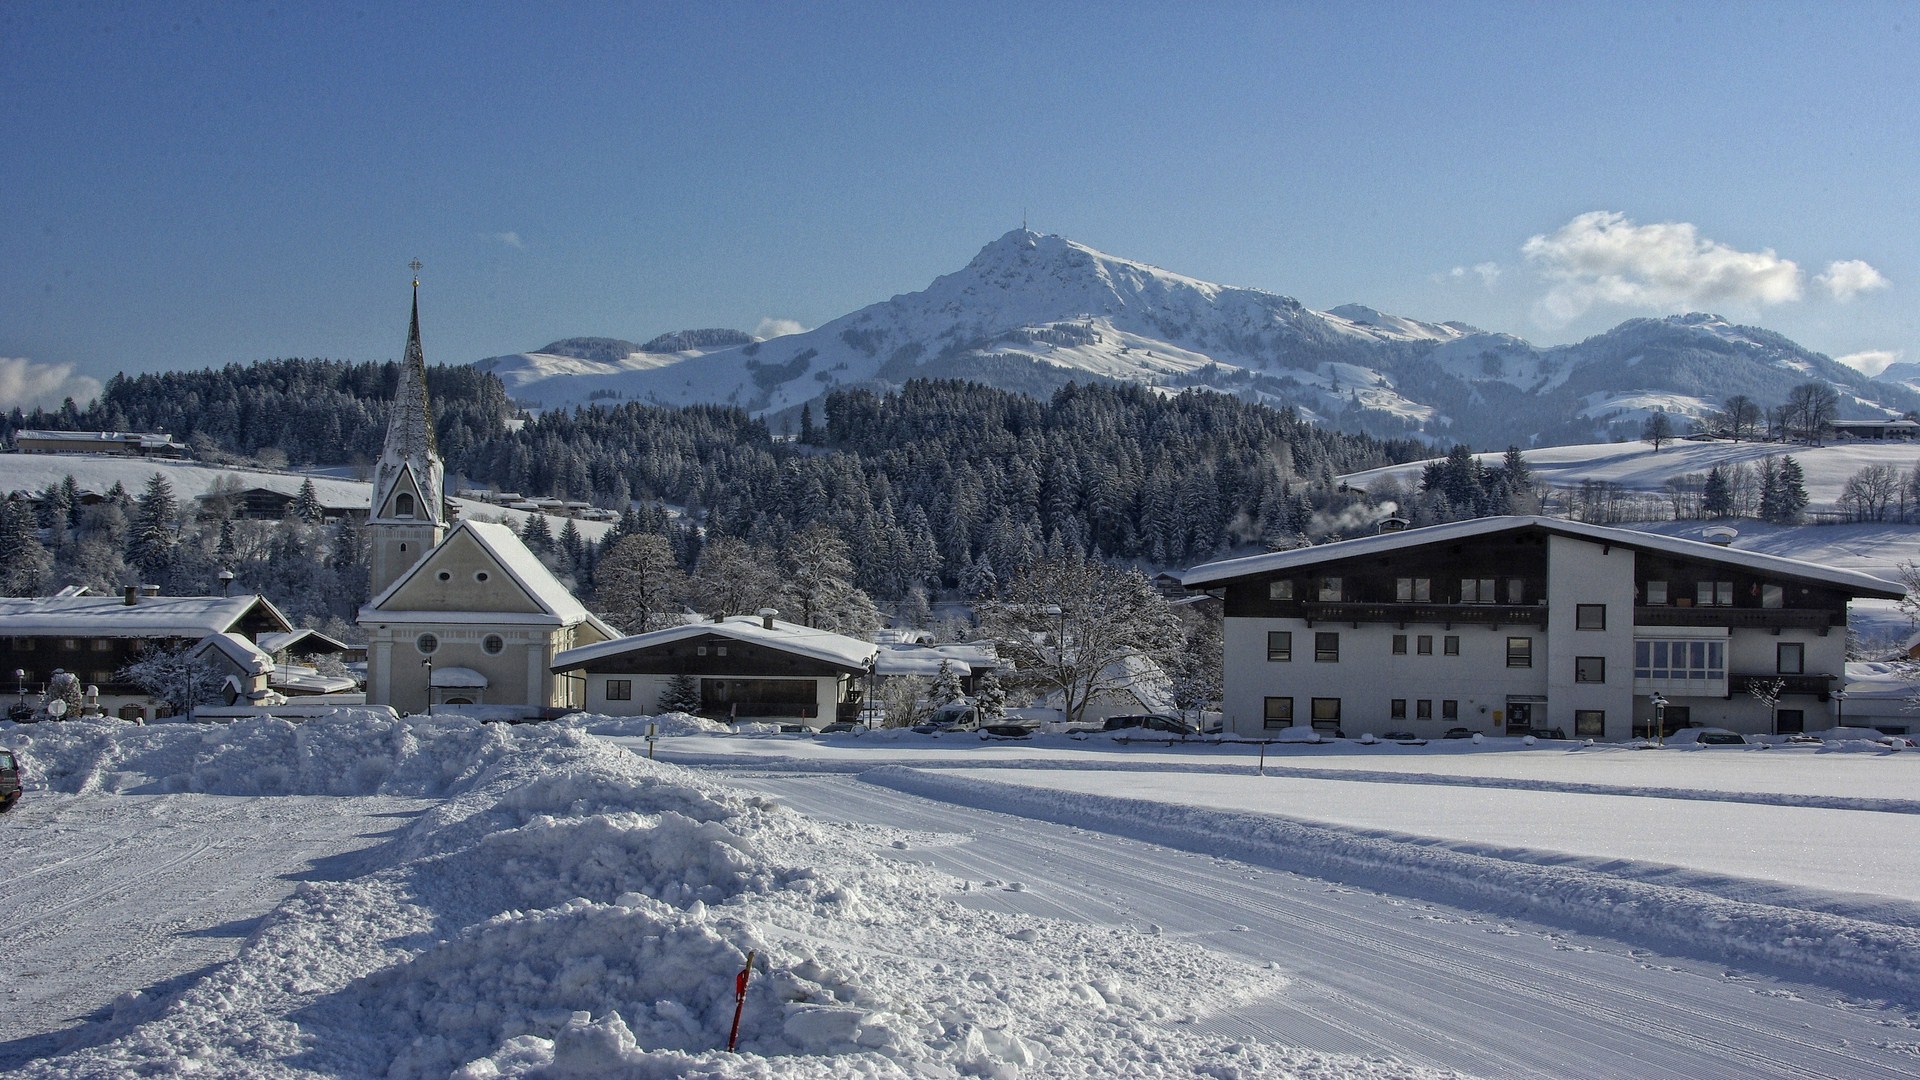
1833, 689, 1848, 728
422, 657, 434, 716
1649, 692, 1668, 747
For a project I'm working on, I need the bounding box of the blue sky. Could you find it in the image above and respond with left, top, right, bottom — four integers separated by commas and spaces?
2, 1, 1914, 409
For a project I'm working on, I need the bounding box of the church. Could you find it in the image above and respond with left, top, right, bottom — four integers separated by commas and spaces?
357, 277, 616, 717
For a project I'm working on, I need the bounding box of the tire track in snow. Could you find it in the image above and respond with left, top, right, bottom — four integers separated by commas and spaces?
731, 771, 1920, 1080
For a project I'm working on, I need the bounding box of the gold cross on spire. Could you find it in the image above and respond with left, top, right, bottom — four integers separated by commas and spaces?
409, 258, 423, 287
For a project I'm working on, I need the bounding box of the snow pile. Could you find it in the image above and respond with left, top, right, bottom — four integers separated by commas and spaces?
867, 767, 1920, 1001
5, 714, 1446, 1079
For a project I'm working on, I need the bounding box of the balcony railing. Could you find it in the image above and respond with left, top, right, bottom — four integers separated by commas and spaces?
1300, 602, 1547, 627
1728, 673, 1836, 698
1634, 606, 1837, 631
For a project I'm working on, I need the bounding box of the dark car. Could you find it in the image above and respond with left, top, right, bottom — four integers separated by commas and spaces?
1103, 714, 1200, 736
0, 749, 20, 812
1442, 727, 1479, 740
1380, 731, 1427, 745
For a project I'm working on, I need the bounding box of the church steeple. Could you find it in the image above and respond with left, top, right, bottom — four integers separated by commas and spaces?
367, 265, 447, 596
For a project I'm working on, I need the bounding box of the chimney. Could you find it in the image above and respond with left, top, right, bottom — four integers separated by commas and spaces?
123, 585, 138, 606
758, 607, 779, 630
141, 584, 160, 598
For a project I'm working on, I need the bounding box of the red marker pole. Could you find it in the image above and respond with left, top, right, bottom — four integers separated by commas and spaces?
727, 949, 756, 1053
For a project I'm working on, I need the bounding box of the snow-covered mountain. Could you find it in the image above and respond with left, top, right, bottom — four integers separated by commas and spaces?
475, 230, 1920, 447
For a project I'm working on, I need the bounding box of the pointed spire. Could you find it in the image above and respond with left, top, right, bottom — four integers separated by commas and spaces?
371, 266, 445, 526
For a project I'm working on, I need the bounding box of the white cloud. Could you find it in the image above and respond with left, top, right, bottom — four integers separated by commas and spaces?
0, 357, 103, 412
754, 317, 807, 340
1440, 262, 1502, 287
493, 231, 525, 249
1835, 349, 1901, 377
1521, 211, 1802, 325
1816, 259, 1889, 302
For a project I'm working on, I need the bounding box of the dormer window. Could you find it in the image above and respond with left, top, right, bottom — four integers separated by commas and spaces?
395, 492, 416, 518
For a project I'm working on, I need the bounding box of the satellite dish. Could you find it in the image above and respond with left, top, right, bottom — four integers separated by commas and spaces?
46, 699, 68, 717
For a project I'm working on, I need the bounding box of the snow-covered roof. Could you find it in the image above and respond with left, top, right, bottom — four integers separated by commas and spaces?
428, 666, 488, 689
364, 520, 617, 637
874, 641, 1002, 678
0, 593, 292, 639
1180, 515, 1906, 598
553, 615, 877, 673
268, 664, 359, 695
258, 629, 355, 656
15, 428, 187, 450
194, 632, 274, 676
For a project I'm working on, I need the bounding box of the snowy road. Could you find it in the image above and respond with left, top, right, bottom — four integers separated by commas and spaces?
728, 770, 1920, 1080
0, 792, 432, 1068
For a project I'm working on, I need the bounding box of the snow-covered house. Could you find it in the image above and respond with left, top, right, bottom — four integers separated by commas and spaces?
191, 632, 287, 709
551, 611, 877, 725
0, 587, 295, 720
12, 429, 190, 457
1182, 516, 1904, 741
873, 640, 1004, 696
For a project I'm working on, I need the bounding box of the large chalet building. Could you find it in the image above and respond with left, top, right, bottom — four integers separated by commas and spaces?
1182, 516, 1904, 741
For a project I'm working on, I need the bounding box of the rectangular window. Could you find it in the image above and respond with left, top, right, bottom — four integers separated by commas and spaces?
91, 638, 114, 652
1575, 656, 1606, 683
1506, 636, 1533, 668
1507, 578, 1525, 603
1575, 709, 1606, 739
1317, 577, 1343, 602
1396, 577, 1431, 602
1633, 638, 1727, 682
60, 638, 79, 651
1776, 708, 1805, 734
605, 679, 632, 701
1697, 580, 1734, 607
1460, 578, 1497, 603
1442, 699, 1458, 721
1576, 604, 1606, 630
1267, 580, 1294, 601
1416, 699, 1433, 719
1443, 635, 1460, 656
1390, 698, 1407, 719
1777, 642, 1804, 675
1417, 635, 1433, 655
1760, 584, 1784, 608
1262, 696, 1294, 728
1391, 634, 1408, 656
1310, 697, 1342, 722
1266, 631, 1292, 662
1646, 581, 1668, 605
1315, 632, 1340, 662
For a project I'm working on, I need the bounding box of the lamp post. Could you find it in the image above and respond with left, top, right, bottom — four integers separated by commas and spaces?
1043, 604, 1066, 720
422, 657, 434, 716
1833, 689, 1848, 729
1649, 692, 1668, 747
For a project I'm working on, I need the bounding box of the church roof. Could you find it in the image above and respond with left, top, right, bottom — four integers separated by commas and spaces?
362, 519, 617, 636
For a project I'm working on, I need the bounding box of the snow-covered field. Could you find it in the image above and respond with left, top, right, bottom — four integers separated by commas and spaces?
6, 712, 1920, 1078
0, 454, 612, 539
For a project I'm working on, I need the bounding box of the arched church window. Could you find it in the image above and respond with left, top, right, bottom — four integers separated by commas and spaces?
396, 492, 417, 518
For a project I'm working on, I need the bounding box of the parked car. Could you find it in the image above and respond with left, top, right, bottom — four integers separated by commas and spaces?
1877, 734, 1917, 749
1776, 732, 1823, 746
1513, 726, 1568, 740
1666, 727, 1756, 747
819, 721, 866, 735
980, 722, 1037, 739
913, 701, 984, 734
1102, 714, 1200, 736
1442, 727, 1479, 739
0, 748, 21, 812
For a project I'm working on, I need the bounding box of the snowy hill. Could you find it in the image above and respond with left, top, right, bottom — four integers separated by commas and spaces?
474, 230, 1920, 448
